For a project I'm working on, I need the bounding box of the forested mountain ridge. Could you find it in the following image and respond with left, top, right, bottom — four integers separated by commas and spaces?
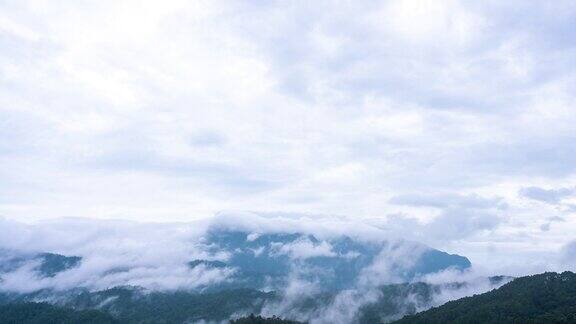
395, 271, 576, 324
0, 278, 507, 323
0, 230, 471, 293
5, 272, 573, 323
0, 287, 278, 323
2, 270, 572, 324
231, 314, 303, 324
194, 229, 471, 291
0, 230, 500, 323
0, 249, 81, 278
0, 302, 117, 324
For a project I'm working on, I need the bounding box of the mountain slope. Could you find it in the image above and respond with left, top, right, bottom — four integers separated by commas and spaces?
0, 230, 470, 294
231, 314, 303, 324
0, 230, 475, 323
196, 229, 471, 291
0, 302, 117, 324
1, 287, 279, 323
395, 271, 576, 324
0, 249, 81, 278
0, 277, 507, 323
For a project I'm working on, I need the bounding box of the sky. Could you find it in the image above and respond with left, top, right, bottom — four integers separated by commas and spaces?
1, 0, 576, 272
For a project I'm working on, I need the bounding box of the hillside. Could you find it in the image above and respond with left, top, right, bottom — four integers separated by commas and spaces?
0, 302, 117, 324
1, 287, 278, 323
395, 271, 576, 324
230, 314, 303, 324
0, 230, 470, 293
0, 277, 508, 323
0, 230, 477, 323
193, 229, 471, 291
0, 250, 81, 278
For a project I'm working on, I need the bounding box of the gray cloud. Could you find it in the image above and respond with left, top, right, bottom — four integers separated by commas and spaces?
560, 240, 576, 270
520, 186, 575, 204
386, 192, 506, 242
0, 0, 576, 286
390, 193, 507, 210
1, 0, 576, 220
0, 212, 565, 323
427, 209, 501, 240
0, 212, 478, 292
0, 216, 235, 292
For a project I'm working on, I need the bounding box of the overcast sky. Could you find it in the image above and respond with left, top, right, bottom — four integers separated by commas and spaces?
1, 1, 576, 270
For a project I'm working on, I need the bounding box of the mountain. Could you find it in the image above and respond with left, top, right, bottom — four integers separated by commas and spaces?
0, 276, 509, 323
231, 314, 303, 324
0, 303, 301, 324
0, 229, 476, 323
0, 249, 81, 278
0, 287, 278, 323
0, 302, 117, 324
395, 271, 576, 324
0, 230, 470, 293
193, 229, 471, 291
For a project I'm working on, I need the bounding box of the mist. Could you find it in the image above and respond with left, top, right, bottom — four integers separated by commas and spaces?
0, 212, 548, 323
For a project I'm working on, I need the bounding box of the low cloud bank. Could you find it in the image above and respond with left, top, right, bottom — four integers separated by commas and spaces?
258, 267, 511, 324
0, 212, 571, 323
561, 240, 576, 269
0, 216, 221, 292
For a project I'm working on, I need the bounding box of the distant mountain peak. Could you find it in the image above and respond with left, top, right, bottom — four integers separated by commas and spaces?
0, 250, 81, 278
195, 229, 471, 291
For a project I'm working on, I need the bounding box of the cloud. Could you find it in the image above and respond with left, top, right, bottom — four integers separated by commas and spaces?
519, 186, 575, 204
208, 211, 389, 243
0, 216, 236, 292
1, 0, 576, 223
0, 0, 576, 299
560, 240, 576, 269
0, 215, 351, 293
358, 241, 428, 287
385, 193, 505, 242
0, 212, 472, 294
0, 213, 569, 323
275, 239, 336, 260
389, 193, 507, 210
425, 209, 502, 240
417, 268, 512, 308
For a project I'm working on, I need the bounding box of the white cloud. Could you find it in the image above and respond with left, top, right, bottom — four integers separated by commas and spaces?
0, 216, 237, 292
0, 212, 571, 323
520, 186, 575, 204
561, 240, 576, 270
375, 0, 485, 46
276, 239, 336, 260
0, 0, 576, 276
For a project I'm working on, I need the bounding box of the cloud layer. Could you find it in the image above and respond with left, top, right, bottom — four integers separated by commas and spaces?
1, 1, 576, 275
0, 212, 573, 295
0, 213, 514, 323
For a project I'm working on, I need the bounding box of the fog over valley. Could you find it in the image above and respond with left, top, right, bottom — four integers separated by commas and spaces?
1, 0, 576, 323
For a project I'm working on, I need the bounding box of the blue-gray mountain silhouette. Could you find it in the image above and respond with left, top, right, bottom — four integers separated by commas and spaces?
0, 249, 81, 278
190, 229, 471, 291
